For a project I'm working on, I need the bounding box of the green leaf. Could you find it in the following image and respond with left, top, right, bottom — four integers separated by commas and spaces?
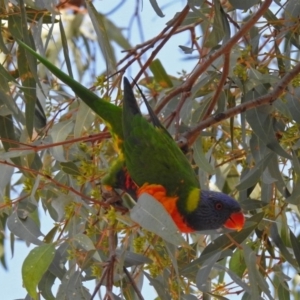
116, 249, 152, 267
242, 244, 261, 299
244, 244, 273, 299
22, 243, 55, 300
49, 120, 74, 162
150, 59, 173, 88
143, 271, 171, 300
60, 162, 81, 176
236, 152, 274, 190
74, 101, 95, 138
57, 270, 91, 300
285, 0, 300, 27
7, 211, 43, 245
229, 248, 246, 278
201, 213, 263, 257
277, 281, 290, 300
270, 224, 297, 267
43, 225, 59, 244
182, 294, 198, 300
149, 0, 165, 17
50, 195, 73, 222
18, 44, 37, 138
48, 244, 68, 280
187, 0, 205, 14
193, 137, 215, 174
38, 270, 56, 300
104, 17, 132, 50
215, 264, 251, 293
0, 114, 22, 167
181, 212, 264, 275
267, 155, 289, 197
205, 0, 230, 47
205, 293, 229, 300
59, 18, 73, 78
86, 2, 116, 71
286, 180, 300, 205
196, 252, 221, 291
239, 199, 268, 211
73, 233, 102, 262
179, 45, 195, 54
289, 230, 300, 270
8, 14, 23, 40
246, 106, 291, 159
286, 88, 300, 123
0, 164, 14, 192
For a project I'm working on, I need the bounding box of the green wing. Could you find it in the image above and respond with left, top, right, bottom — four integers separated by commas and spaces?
122, 77, 199, 199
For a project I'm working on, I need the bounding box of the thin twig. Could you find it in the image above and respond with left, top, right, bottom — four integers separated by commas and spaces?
91, 266, 109, 300
0, 159, 126, 212
134, 5, 190, 82
202, 52, 231, 121
225, 232, 243, 250
123, 266, 145, 300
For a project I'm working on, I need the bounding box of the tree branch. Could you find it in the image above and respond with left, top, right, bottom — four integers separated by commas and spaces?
155, 0, 273, 114
183, 61, 300, 145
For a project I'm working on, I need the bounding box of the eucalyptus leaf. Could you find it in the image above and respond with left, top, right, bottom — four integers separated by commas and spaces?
196, 252, 221, 291
22, 243, 55, 300
86, 2, 116, 72
7, 211, 43, 245
0, 164, 14, 196
182, 295, 198, 300
243, 244, 262, 299
116, 249, 152, 267
270, 224, 297, 267
289, 230, 300, 270
193, 137, 214, 174
246, 106, 291, 159
17, 44, 37, 138
149, 0, 165, 17
285, 87, 300, 123
215, 264, 250, 293
74, 101, 95, 138
38, 270, 56, 300
202, 212, 263, 252
236, 152, 274, 191
49, 120, 74, 162
277, 281, 290, 300
73, 233, 102, 262
56, 270, 91, 300
143, 271, 171, 300
130, 193, 186, 246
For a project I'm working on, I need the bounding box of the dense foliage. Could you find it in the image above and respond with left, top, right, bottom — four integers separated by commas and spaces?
1, 0, 300, 299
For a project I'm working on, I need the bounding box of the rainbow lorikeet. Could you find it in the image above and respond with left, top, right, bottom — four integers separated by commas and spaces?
17, 41, 245, 232
122, 77, 244, 232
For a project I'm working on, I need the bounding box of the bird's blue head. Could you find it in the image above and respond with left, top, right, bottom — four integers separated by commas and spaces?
184, 190, 245, 231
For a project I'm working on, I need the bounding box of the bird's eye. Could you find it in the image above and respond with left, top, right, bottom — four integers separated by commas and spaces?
215, 202, 223, 210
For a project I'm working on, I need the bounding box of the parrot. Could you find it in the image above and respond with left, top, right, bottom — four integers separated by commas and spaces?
122, 77, 244, 232
17, 40, 245, 232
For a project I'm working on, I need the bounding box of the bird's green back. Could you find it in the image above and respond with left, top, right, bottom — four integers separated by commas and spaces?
122, 78, 200, 210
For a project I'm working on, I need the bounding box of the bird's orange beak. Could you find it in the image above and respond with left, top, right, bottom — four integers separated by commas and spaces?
224, 211, 245, 231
